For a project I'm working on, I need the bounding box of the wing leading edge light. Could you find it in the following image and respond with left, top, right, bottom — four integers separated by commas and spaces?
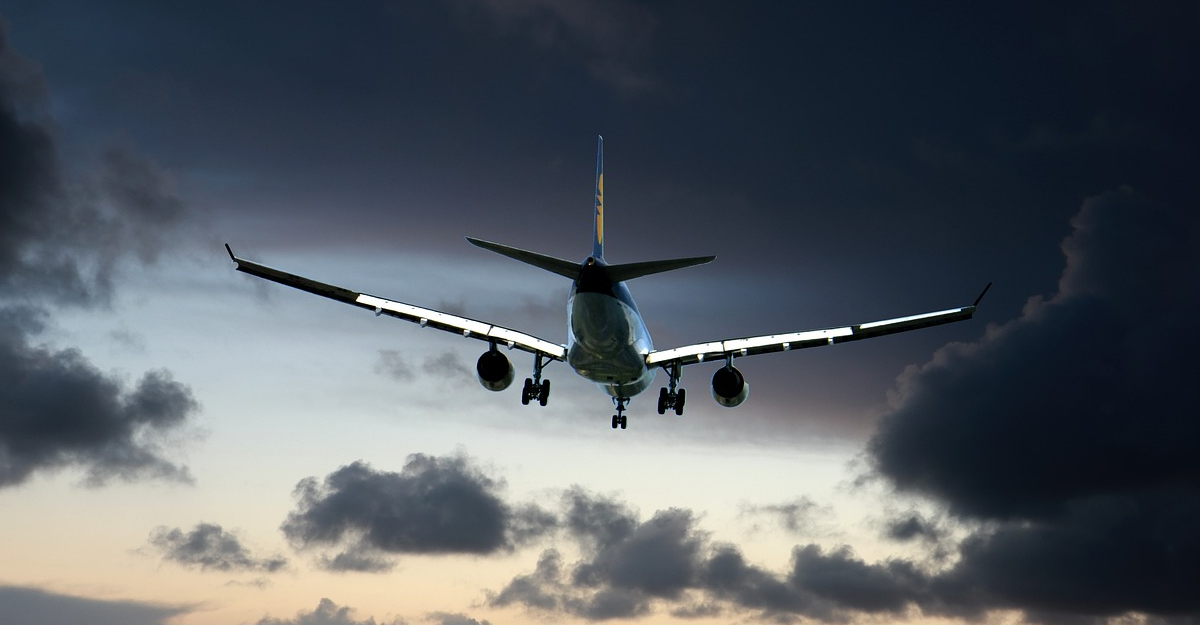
226, 136, 989, 429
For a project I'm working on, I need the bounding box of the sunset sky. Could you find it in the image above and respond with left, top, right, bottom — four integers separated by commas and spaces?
2, 2, 1198, 625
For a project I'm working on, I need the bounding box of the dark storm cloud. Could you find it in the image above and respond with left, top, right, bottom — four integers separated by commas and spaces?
256, 598, 405, 625
868, 188, 1200, 621
0, 585, 189, 625
883, 512, 946, 545
147, 522, 287, 573
281, 454, 557, 571
0, 16, 199, 488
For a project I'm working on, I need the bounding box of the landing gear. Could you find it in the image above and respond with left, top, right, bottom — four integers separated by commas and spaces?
657, 361, 686, 416
521, 354, 551, 407
611, 396, 629, 429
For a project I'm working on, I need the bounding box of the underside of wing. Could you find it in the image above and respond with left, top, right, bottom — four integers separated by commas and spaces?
225, 245, 566, 360
646, 284, 990, 368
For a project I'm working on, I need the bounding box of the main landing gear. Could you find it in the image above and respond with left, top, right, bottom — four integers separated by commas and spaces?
521, 354, 550, 407
611, 397, 629, 429
657, 361, 686, 415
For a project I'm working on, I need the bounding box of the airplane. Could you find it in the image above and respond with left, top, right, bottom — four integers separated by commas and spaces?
225, 136, 990, 430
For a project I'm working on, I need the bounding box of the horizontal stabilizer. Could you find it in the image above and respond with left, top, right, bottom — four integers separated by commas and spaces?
607, 256, 716, 282
466, 237, 579, 279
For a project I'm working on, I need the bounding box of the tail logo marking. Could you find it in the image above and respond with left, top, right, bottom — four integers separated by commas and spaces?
595, 173, 604, 246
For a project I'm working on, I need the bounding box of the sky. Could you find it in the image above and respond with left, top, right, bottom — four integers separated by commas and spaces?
1, 1, 1198, 624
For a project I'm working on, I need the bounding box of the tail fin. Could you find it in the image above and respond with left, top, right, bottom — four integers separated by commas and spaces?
593, 135, 605, 261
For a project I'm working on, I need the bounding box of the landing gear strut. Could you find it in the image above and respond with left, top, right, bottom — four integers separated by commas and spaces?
657, 361, 686, 416
521, 354, 550, 407
611, 396, 629, 429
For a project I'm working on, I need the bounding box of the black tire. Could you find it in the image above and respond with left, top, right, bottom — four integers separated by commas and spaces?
611, 415, 619, 429
619, 416, 627, 429
538, 380, 550, 406
521, 378, 533, 405
657, 388, 668, 414
674, 388, 687, 416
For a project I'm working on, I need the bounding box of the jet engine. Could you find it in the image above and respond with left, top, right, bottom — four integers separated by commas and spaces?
476, 349, 515, 392
711, 365, 750, 407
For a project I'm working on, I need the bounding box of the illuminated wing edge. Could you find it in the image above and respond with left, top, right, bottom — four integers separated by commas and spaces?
225, 244, 566, 360
645, 284, 990, 368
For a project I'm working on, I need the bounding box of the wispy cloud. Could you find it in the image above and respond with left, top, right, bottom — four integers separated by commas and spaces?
147, 522, 287, 573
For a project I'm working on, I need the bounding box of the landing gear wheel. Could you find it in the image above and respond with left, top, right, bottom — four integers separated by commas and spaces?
674, 388, 686, 416
657, 388, 668, 414
538, 380, 550, 406
619, 415, 627, 429
521, 378, 534, 405
611, 415, 620, 429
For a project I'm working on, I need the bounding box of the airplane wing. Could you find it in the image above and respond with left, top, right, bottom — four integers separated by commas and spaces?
645, 283, 991, 369
224, 245, 566, 360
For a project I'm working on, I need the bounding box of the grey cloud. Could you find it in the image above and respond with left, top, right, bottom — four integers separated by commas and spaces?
425, 612, 492, 625
375, 349, 415, 382
562, 486, 638, 550
0, 18, 199, 489
147, 522, 287, 573
867, 188, 1200, 621
422, 351, 473, 381
374, 350, 473, 383
883, 512, 947, 545
0, 585, 189, 625
741, 496, 829, 536
491, 549, 568, 611
0, 306, 197, 487
573, 508, 704, 599
493, 489, 931, 622
281, 454, 557, 571
256, 598, 405, 625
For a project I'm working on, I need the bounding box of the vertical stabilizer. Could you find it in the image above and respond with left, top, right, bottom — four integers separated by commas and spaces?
593, 135, 605, 261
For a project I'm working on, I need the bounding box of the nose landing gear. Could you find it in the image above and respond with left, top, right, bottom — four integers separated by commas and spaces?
611, 396, 629, 429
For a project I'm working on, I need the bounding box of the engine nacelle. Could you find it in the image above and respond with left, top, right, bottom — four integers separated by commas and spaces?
711, 365, 750, 407
476, 350, 515, 392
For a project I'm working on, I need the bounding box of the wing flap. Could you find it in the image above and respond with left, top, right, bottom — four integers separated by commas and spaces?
227, 245, 566, 360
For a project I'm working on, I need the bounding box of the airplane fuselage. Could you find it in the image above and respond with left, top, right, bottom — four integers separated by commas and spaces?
566, 257, 655, 398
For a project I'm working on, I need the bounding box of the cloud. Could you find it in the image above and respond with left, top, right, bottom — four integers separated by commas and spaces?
0, 585, 189, 625
867, 188, 1200, 621
147, 522, 287, 572
486, 190, 1200, 623
741, 496, 831, 536
0, 16, 200, 489
425, 612, 492, 625
281, 454, 557, 571
492, 488, 932, 622
375, 350, 416, 382
256, 598, 405, 625
0, 306, 197, 487
373, 350, 474, 384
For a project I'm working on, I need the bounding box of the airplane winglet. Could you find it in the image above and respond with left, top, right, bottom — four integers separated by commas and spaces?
973, 282, 993, 307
